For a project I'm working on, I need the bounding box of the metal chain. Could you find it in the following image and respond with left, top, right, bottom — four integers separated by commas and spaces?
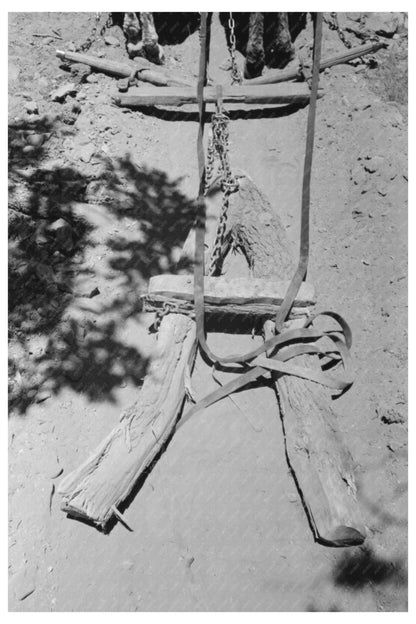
79, 12, 106, 52
206, 107, 239, 276
323, 12, 352, 49
228, 13, 243, 85
151, 301, 180, 333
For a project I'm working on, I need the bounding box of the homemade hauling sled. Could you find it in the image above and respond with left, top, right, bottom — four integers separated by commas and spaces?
58, 13, 366, 547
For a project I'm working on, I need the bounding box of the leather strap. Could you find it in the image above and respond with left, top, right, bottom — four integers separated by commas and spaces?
176, 13, 351, 433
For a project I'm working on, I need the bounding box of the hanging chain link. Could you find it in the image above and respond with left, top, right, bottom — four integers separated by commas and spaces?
323, 12, 352, 49
205, 105, 239, 276
79, 12, 107, 52
150, 301, 180, 333
228, 13, 243, 85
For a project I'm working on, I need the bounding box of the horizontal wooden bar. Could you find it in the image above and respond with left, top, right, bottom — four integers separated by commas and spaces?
114, 83, 323, 108
142, 274, 315, 319
244, 40, 387, 86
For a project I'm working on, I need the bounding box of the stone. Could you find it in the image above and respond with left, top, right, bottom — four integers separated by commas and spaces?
26, 133, 45, 148
364, 156, 384, 174
377, 406, 405, 424
86, 73, 99, 84
104, 35, 120, 46
50, 82, 77, 102
25, 101, 38, 115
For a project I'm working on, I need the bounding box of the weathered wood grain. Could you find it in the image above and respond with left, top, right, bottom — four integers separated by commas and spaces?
143, 273, 315, 319
223, 175, 365, 546
114, 83, 323, 108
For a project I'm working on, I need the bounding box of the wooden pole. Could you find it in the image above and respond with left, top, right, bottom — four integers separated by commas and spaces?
56, 49, 191, 87
243, 40, 387, 86
114, 84, 323, 108
143, 274, 315, 319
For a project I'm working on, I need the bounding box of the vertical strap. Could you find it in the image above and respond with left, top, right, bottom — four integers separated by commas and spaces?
274, 12, 323, 334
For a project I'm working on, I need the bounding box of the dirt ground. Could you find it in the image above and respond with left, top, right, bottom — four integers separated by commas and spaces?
8, 12, 408, 612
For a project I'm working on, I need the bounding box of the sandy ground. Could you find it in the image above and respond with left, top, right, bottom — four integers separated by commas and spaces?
8, 12, 407, 612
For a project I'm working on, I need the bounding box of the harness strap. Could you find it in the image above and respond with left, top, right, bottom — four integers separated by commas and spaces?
274, 12, 323, 332
177, 13, 351, 432
194, 13, 328, 368
176, 311, 353, 432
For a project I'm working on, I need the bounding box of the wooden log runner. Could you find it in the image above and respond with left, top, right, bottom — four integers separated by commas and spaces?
57, 175, 222, 527
217, 176, 366, 547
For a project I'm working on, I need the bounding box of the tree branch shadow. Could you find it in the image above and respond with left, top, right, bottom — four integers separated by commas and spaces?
332, 545, 407, 590
9, 118, 195, 415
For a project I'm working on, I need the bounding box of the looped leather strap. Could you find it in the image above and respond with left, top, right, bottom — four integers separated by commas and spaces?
176, 310, 354, 432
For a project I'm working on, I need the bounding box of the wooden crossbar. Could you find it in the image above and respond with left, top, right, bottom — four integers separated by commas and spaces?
114, 83, 323, 108
143, 274, 315, 319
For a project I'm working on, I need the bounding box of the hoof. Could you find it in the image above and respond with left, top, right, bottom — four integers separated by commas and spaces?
144, 43, 165, 65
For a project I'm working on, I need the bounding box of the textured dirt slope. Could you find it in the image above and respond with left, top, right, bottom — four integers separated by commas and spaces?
8, 12, 407, 612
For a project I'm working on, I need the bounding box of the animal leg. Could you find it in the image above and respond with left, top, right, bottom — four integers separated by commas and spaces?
267, 12, 295, 69
141, 12, 165, 65
123, 12, 145, 59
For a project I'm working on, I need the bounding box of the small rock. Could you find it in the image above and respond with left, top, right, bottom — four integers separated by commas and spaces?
89, 287, 100, 298
25, 101, 38, 115
96, 50, 106, 58
86, 73, 99, 84
36, 391, 51, 404
22, 145, 36, 155
104, 35, 120, 46
364, 156, 384, 174
26, 133, 45, 148
377, 406, 405, 425
50, 82, 77, 102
